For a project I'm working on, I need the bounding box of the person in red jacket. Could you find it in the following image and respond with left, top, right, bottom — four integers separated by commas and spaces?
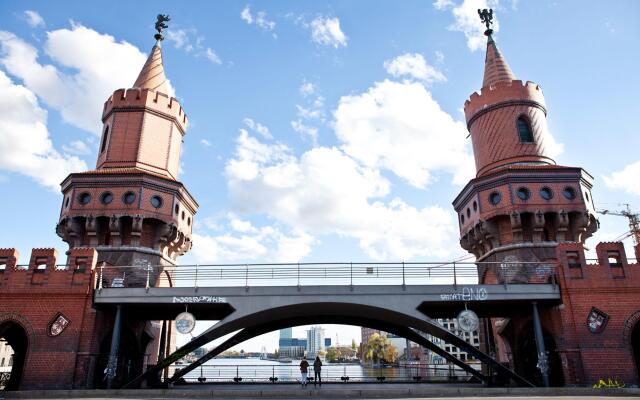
299, 356, 309, 387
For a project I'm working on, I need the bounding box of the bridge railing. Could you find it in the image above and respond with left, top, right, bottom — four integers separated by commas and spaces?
95, 260, 557, 289
169, 363, 477, 383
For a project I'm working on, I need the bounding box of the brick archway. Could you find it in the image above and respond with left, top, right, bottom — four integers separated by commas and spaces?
0, 315, 32, 391
623, 310, 640, 380
623, 311, 640, 344
0, 313, 35, 350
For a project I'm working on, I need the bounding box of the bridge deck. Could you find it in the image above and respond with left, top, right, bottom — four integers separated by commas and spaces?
94, 284, 561, 319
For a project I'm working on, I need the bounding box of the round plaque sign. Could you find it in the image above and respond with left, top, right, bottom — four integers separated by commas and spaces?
457, 309, 479, 332
175, 311, 196, 334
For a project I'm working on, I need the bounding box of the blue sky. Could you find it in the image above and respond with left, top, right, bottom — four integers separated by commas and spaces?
1, 0, 639, 351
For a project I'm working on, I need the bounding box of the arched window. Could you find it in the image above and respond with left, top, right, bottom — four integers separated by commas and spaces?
100, 125, 109, 153
517, 117, 534, 143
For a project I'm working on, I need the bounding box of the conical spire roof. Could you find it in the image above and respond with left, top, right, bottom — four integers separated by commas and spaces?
482, 35, 516, 88
133, 41, 168, 94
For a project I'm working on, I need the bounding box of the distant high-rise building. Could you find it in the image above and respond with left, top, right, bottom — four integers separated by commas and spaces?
428, 319, 480, 364
306, 326, 325, 357
280, 327, 292, 339
278, 328, 306, 358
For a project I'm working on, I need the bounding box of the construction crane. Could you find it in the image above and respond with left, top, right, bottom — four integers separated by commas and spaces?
596, 204, 640, 245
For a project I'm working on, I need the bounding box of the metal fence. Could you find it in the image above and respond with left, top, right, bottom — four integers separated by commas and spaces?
0, 371, 10, 390
95, 260, 558, 290
170, 363, 477, 384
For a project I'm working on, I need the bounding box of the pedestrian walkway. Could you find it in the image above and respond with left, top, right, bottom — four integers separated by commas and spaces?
3, 383, 640, 399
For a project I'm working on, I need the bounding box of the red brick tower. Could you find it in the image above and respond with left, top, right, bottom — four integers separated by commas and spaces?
452, 12, 601, 386
452, 26, 598, 266
56, 38, 198, 268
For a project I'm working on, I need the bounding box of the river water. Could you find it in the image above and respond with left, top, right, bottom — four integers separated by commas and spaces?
173, 358, 467, 383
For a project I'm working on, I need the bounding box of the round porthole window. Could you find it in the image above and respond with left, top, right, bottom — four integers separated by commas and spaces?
181, 211, 186, 221
122, 191, 136, 205
563, 187, 576, 200
466, 208, 471, 218
472, 201, 477, 212
187, 217, 191, 226
585, 191, 590, 203
64, 197, 70, 208
150, 195, 163, 209
540, 187, 553, 200
175, 204, 179, 214
100, 192, 113, 205
78, 192, 91, 205
516, 187, 530, 201
489, 191, 502, 205
460, 214, 465, 224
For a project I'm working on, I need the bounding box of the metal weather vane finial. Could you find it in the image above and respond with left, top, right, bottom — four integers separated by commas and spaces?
478, 8, 494, 36
154, 14, 171, 41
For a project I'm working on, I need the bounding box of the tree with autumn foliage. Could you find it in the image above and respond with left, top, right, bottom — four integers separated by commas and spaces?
363, 333, 398, 364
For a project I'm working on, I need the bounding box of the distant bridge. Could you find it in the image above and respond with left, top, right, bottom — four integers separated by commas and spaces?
92, 261, 561, 388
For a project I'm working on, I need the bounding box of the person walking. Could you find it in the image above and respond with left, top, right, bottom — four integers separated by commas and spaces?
313, 355, 322, 387
299, 356, 309, 387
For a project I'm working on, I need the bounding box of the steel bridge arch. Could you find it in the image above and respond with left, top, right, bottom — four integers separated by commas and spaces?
124, 301, 533, 387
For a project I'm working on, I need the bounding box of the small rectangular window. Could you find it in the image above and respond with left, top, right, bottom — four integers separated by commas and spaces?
517, 117, 534, 143
35, 257, 47, 272
607, 251, 625, 278
567, 252, 581, 268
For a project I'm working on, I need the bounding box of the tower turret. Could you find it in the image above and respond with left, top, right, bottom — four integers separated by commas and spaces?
453, 11, 597, 265
464, 27, 555, 177
56, 20, 197, 267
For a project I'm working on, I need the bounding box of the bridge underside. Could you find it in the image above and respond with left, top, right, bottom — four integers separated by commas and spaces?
94, 283, 560, 388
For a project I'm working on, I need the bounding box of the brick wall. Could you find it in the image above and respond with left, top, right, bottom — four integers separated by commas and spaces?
553, 242, 640, 385
0, 248, 106, 389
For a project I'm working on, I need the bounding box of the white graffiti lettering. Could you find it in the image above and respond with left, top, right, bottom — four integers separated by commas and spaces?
440, 287, 488, 301
172, 296, 227, 303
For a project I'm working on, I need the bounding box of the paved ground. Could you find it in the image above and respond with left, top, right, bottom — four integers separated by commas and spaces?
4, 396, 640, 400
3, 383, 640, 399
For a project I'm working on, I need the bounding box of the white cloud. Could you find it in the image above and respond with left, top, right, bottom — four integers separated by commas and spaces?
383, 53, 446, 84
0, 26, 147, 134
24, 10, 45, 28
296, 104, 323, 120
291, 81, 325, 145
165, 28, 222, 65
435, 50, 445, 63
603, 161, 640, 196
334, 79, 474, 188
299, 81, 316, 97
165, 29, 192, 51
291, 120, 319, 145
240, 5, 277, 35
0, 70, 86, 190
240, 6, 253, 24
62, 140, 92, 155
243, 118, 273, 139
200, 139, 212, 147
192, 214, 314, 263
434, 0, 500, 52
309, 16, 348, 48
225, 132, 458, 260
204, 47, 222, 65
433, 0, 455, 9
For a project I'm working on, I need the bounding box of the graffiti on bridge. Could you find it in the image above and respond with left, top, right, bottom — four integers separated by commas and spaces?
172, 296, 227, 303
440, 287, 488, 301
592, 378, 625, 389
